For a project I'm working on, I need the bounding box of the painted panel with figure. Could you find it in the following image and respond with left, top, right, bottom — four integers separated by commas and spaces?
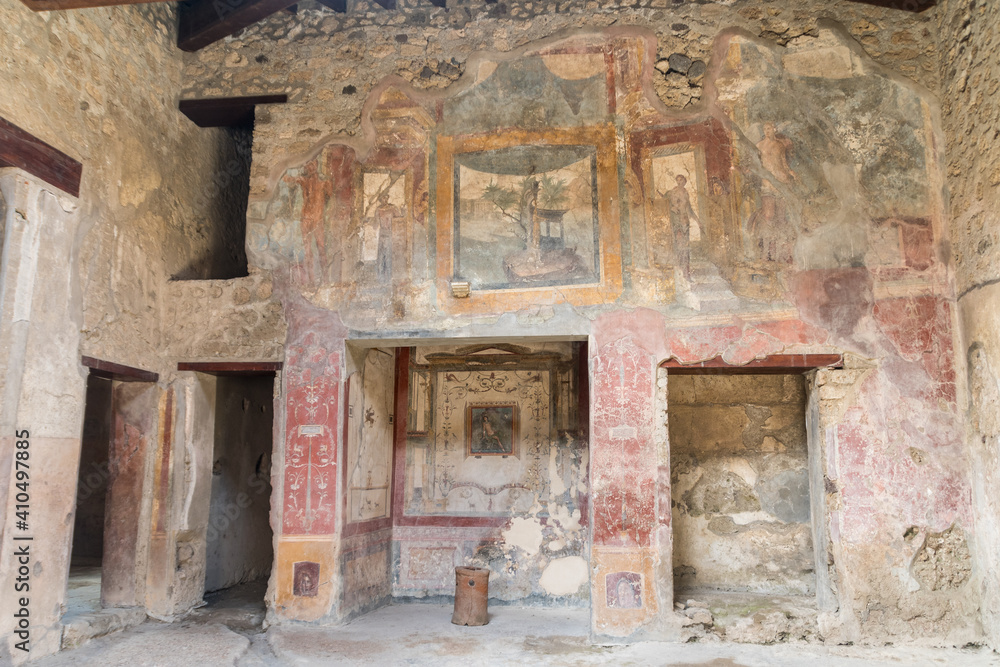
466, 404, 519, 457
454, 146, 599, 289
436, 126, 622, 313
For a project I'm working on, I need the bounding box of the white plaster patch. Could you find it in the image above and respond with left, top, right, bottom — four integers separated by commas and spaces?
539, 556, 589, 596
724, 458, 759, 486
892, 565, 922, 593
502, 516, 544, 556
550, 504, 582, 534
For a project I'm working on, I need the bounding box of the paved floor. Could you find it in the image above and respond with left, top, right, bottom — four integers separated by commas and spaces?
34, 586, 1000, 667
62, 565, 102, 620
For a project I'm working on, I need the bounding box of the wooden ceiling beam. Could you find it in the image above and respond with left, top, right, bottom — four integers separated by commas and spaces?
178, 0, 298, 52
178, 361, 283, 376
178, 94, 288, 127
0, 116, 82, 198
661, 354, 843, 375
83, 356, 159, 383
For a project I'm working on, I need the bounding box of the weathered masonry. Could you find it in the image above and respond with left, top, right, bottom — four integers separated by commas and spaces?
0, 0, 998, 662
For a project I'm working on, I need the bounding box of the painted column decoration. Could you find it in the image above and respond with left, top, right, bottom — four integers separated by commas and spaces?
276, 307, 348, 621
282, 338, 341, 535
590, 331, 660, 636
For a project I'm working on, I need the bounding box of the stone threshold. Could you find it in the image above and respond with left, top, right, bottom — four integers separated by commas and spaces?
61, 607, 147, 650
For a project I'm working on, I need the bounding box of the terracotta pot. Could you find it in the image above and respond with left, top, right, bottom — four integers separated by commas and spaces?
451, 566, 490, 626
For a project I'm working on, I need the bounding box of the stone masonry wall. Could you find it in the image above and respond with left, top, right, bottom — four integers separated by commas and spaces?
0, 4, 269, 371
669, 374, 813, 597
938, 0, 1000, 650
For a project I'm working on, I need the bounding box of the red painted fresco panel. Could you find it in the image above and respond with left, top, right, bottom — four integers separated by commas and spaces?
590, 335, 657, 548
282, 333, 344, 535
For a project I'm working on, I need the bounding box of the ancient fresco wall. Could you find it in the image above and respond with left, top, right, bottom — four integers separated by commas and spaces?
669, 374, 813, 596
938, 0, 1000, 650
393, 343, 589, 605
245, 23, 976, 643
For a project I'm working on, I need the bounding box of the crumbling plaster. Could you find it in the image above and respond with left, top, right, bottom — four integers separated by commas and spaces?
243, 19, 977, 644
938, 0, 1000, 650
181, 0, 939, 201
0, 0, 993, 659
0, 6, 288, 662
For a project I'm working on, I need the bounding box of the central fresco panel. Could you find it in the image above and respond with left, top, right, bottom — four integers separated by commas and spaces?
259, 27, 973, 641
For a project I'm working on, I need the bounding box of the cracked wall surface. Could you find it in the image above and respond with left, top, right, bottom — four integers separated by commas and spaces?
939, 0, 1000, 650
669, 374, 814, 597
248, 23, 976, 643
0, 0, 992, 657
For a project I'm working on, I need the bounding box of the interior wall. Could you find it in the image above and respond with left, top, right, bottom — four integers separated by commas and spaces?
669, 374, 814, 596
218, 15, 976, 642
938, 0, 1000, 649
0, 4, 283, 655
393, 343, 589, 606
170, 123, 252, 280
339, 347, 395, 619
72, 375, 113, 566
205, 375, 274, 593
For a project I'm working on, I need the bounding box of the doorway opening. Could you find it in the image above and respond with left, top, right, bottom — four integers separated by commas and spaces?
338, 339, 591, 624
66, 359, 159, 645
201, 373, 275, 628
668, 371, 820, 634
66, 374, 113, 618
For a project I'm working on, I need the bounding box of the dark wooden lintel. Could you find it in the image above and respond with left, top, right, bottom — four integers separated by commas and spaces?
83, 356, 159, 383
179, 95, 288, 128
845, 0, 935, 11
178, 0, 299, 52
0, 116, 82, 198
178, 361, 283, 376
662, 354, 843, 375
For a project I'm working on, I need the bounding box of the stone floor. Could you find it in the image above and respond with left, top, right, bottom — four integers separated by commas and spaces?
33, 585, 1000, 666
60, 564, 146, 650
63, 565, 102, 619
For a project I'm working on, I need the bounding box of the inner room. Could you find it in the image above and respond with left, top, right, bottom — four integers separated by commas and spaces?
668, 372, 820, 632
339, 341, 591, 621
65, 374, 113, 619
203, 373, 276, 611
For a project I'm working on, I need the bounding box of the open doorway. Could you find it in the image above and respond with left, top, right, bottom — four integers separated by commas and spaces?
201, 373, 275, 628
334, 340, 591, 624
668, 371, 819, 636
390, 341, 590, 610
65, 361, 158, 645
66, 374, 113, 618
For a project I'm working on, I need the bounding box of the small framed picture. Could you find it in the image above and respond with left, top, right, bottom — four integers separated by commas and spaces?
465, 403, 518, 457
